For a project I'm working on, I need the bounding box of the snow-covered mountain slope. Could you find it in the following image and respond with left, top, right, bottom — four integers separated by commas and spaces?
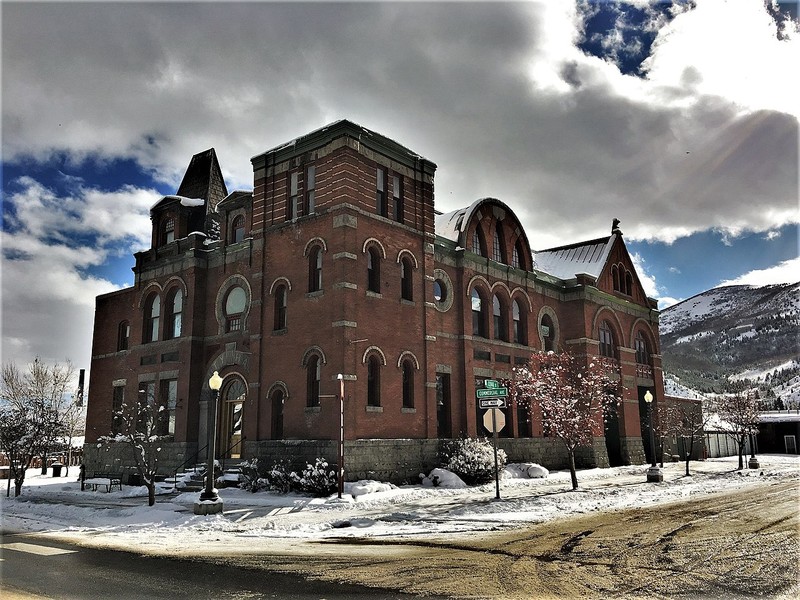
660, 282, 799, 405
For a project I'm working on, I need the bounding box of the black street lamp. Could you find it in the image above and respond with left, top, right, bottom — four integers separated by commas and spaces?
748, 431, 760, 469
194, 371, 224, 515
644, 390, 663, 483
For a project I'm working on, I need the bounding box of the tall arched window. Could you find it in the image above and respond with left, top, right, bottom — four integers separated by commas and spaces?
144, 294, 160, 343
402, 359, 415, 409
599, 320, 616, 359
308, 246, 322, 292
367, 247, 381, 293
271, 389, 284, 439
401, 257, 413, 301
117, 321, 130, 351
512, 299, 526, 345
612, 265, 620, 292
165, 288, 183, 340
273, 285, 288, 330
220, 378, 246, 459
541, 314, 555, 351
625, 271, 633, 296
492, 223, 505, 263
635, 331, 650, 365
472, 227, 486, 258
224, 286, 247, 332
161, 217, 175, 245
471, 288, 487, 338
367, 355, 381, 407
231, 215, 245, 243
493, 294, 507, 341
306, 355, 320, 407
513, 239, 526, 270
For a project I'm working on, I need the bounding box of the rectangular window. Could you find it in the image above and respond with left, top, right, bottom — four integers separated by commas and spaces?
287, 172, 299, 220
112, 385, 125, 435
473, 349, 491, 361
376, 168, 387, 217
436, 373, 451, 438
392, 175, 404, 223
305, 166, 315, 215
137, 382, 156, 434
157, 379, 177, 436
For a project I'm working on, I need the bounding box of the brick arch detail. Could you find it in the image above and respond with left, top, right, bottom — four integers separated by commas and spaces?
266, 380, 290, 401
396, 249, 418, 268
300, 345, 327, 367
536, 305, 560, 350
269, 276, 292, 295
362, 345, 387, 365
629, 318, 657, 353
138, 281, 164, 309
396, 350, 420, 370
362, 238, 387, 258
214, 274, 253, 336
303, 236, 328, 257
591, 307, 626, 347
466, 275, 491, 296
163, 276, 188, 298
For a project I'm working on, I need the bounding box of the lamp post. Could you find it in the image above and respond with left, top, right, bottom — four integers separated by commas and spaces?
194, 371, 223, 515
748, 430, 760, 469
336, 374, 345, 500
644, 390, 663, 483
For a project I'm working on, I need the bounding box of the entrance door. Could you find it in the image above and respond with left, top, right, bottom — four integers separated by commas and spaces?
218, 378, 246, 459
604, 403, 623, 466
785, 435, 797, 454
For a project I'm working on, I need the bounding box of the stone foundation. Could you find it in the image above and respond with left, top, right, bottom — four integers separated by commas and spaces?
82, 441, 199, 484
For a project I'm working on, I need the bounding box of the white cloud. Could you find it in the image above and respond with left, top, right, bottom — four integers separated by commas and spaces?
717, 257, 800, 288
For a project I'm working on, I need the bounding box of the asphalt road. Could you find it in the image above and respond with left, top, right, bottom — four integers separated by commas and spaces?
0, 532, 425, 600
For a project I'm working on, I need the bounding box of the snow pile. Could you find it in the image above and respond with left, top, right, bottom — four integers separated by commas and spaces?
504, 463, 549, 479
420, 467, 467, 488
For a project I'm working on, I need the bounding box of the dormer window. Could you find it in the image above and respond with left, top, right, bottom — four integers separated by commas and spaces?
161, 217, 175, 245
231, 215, 245, 243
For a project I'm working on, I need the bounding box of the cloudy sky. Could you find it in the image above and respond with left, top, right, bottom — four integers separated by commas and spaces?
2, 0, 798, 372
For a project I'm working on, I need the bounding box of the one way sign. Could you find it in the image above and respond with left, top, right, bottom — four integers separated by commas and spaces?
478, 397, 507, 409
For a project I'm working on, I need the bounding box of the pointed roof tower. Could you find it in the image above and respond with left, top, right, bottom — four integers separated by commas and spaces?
176, 148, 228, 215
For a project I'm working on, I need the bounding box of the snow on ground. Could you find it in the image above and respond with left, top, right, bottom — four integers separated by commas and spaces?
2, 455, 798, 554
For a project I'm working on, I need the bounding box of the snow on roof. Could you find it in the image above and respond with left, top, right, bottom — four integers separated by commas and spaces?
150, 195, 205, 210
435, 207, 468, 244
533, 236, 615, 281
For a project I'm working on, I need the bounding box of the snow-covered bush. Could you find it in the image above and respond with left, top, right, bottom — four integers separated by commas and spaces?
237, 458, 269, 493
440, 438, 507, 485
504, 462, 549, 479
420, 468, 467, 488
266, 460, 294, 494
291, 458, 337, 497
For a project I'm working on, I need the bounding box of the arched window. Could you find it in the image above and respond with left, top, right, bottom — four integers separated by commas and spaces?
492, 223, 505, 263
401, 257, 413, 301
541, 314, 555, 351
513, 239, 526, 270
306, 354, 321, 407
224, 286, 247, 332
472, 227, 486, 258
625, 271, 633, 296
165, 288, 183, 340
117, 321, 130, 351
271, 389, 284, 439
599, 320, 616, 359
472, 288, 487, 338
612, 265, 620, 292
402, 359, 415, 409
512, 300, 526, 345
161, 217, 175, 245
367, 247, 381, 293
220, 378, 246, 459
367, 355, 381, 407
308, 246, 322, 292
493, 294, 507, 341
273, 285, 288, 331
635, 331, 650, 365
231, 215, 245, 243
144, 294, 160, 343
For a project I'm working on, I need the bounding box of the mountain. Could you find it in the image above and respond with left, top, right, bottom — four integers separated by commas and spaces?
660, 282, 800, 408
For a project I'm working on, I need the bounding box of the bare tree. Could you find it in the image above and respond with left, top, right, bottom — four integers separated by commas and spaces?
513, 350, 620, 490
712, 392, 761, 470
657, 398, 711, 476
0, 358, 75, 496
98, 385, 174, 506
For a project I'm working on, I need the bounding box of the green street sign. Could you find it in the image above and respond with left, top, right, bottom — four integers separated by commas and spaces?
484, 379, 500, 389
476, 387, 508, 399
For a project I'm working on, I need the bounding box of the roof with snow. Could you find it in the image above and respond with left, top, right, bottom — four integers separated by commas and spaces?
533, 235, 616, 281
176, 148, 228, 212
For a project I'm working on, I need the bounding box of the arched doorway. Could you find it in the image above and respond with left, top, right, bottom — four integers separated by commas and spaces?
270, 389, 284, 439
218, 377, 246, 459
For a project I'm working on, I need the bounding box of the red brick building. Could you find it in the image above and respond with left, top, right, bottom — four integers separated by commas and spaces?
84, 120, 665, 482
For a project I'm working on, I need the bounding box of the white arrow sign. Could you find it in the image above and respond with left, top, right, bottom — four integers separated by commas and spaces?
478, 398, 507, 409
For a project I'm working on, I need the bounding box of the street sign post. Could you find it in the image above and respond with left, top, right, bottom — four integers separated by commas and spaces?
476, 387, 509, 399
478, 397, 507, 409
476, 381, 509, 501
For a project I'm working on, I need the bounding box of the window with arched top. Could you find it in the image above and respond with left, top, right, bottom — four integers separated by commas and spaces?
472, 227, 486, 258
224, 286, 247, 332
117, 321, 130, 351
308, 246, 323, 292
512, 299, 526, 345
513, 239, 526, 270
161, 217, 175, 245
144, 293, 160, 343
231, 215, 245, 243
401, 256, 413, 301
599, 320, 616, 359
635, 331, 650, 365
220, 377, 246, 459
471, 288, 487, 338
306, 354, 321, 407
271, 389, 284, 439
492, 223, 505, 263
367, 355, 381, 407
540, 314, 555, 351
493, 294, 507, 342
165, 288, 183, 340
367, 247, 381, 293
612, 265, 620, 292
402, 359, 415, 409
273, 284, 288, 331
625, 271, 633, 296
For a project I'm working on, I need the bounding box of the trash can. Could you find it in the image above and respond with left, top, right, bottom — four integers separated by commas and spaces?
51, 463, 63, 477
128, 472, 141, 486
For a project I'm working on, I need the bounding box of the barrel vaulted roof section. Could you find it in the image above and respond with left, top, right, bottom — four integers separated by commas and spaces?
435, 197, 533, 257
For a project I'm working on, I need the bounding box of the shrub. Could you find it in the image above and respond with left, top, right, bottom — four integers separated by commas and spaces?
266, 460, 294, 494
441, 437, 506, 485
292, 457, 337, 497
237, 458, 269, 492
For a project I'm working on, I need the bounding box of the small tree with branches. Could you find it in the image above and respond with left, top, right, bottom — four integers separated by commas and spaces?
0, 358, 75, 496
657, 398, 710, 476
513, 350, 620, 490
712, 392, 760, 470
98, 385, 175, 506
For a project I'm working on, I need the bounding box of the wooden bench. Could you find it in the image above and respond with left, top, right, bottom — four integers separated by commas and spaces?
83, 474, 123, 492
